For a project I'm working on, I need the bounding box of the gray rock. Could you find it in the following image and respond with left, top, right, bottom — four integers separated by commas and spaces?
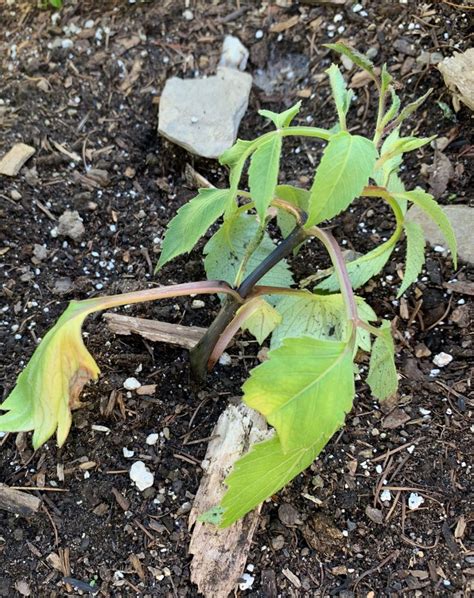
158, 66, 252, 159
407, 204, 474, 265
57, 209, 85, 241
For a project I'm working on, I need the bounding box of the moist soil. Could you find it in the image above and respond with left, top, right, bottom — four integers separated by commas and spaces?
0, 1, 473, 596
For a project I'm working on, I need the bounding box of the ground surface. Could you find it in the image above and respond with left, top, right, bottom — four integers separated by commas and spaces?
0, 1, 473, 596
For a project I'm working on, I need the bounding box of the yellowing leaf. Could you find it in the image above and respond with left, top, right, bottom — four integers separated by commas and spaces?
0, 301, 99, 449
240, 298, 282, 344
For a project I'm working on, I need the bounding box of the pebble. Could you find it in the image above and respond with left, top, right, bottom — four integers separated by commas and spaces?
408, 492, 425, 510
10, 189, 21, 200
218, 352, 232, 366
56, 210, 85, 242
239, 573, 255, 591
122, 448, 135, 458
255, 30, 264, 39
123, 377, 141, 390
130, 461, 154, 491
146, 433, 159, 446
219, 35, 249, 71
191, 299, 205, 309
380, 489, 392, 502
182, 9, 193, 20
432, 352, 453, 368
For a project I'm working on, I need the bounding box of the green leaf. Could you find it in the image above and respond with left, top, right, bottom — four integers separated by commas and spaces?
383, 135, 436, 159
240, 298, 282, 344
308, 131, 378, 225
275, 184, 310, 239
220, 139, 255, 217
398, 220, 425, 297
367, 321, 398, 400
243, 336, 354, 453
271, 292, 376, 352
0, 302, 99, 449
380, 87, 401, 128
392, 89, 432, 127
324, 42, 376, 79
156, 188, 230, 271
317, 240, 394, 291
326, 64, 353, 127
396, 189, 457, 267
259, 102, 301, 128
198, 506, 224, 525
204, 213, 294, 288
380, 64, 393, 95
220, 435, 320, 527
248, 134, 282, 222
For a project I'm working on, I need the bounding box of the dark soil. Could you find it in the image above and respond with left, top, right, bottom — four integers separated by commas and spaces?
0, 1, 473, 597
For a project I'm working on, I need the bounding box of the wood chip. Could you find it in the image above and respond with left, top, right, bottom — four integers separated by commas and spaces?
0, 143, 35, 176
0, 485, 41, 517
189, 402, 269, 598
438, 48, 474, 111
104, 313, 206, 350
269, 15, 299, 33
282, 568, 301, 589
111, 487, 130, 511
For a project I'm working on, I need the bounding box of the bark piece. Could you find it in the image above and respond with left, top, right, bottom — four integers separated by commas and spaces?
438, 48, 474, 111
104, 313, 206, 350
0, 143, 35, 176
189, 402, 269, 598
0, 485, 41, 516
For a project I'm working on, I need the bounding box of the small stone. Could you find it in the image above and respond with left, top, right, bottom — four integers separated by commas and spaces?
272, 535, 285, 550
380, 489, 392, 502
123, 447, 135, 458
218, 352, 232, 366
365, 505, 384, 524
57, 210, 85, 242
239, 573, 255, 591
191, 299, 205, 309
432, 352, 453, 368
123, 377, 141, 390
408, 492, 425, 510
158, 67, 252, 159
415, 343, 431, 358
130, 461, 154, 491
145, 433, 159, 446
53, 277, 72, 294
33, 244, 48, 261
10, 189, 22, 200
278, 503, 302, 526
182, 9, 193, 20
393, 38, 416, 57
219, 35, 249, 71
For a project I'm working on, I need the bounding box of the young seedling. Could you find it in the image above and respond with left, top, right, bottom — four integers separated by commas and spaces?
0, 44, 456, 527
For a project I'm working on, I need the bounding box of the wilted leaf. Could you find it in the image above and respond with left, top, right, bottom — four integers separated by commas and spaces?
0, 301, 99, 448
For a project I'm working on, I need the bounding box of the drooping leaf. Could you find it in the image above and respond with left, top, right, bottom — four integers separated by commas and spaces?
324, 42, 376, 79
398, 220, 425, 297
326, 64, 353, 127
220, 435, 321, 527
316, 240, 394, 292
270, 291, 376, 352
156, 188, 230, 271
204, 213, 294, 288
240, 298, 282, 344
248, 134, 282, 222
243, 336, 354, 453
367, 320, 398, 400
0, 302, 99, 449
274, 184, 310, 239
396, 189, 457, 267
307, 131, 377, 225
259, 102, 301, 128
